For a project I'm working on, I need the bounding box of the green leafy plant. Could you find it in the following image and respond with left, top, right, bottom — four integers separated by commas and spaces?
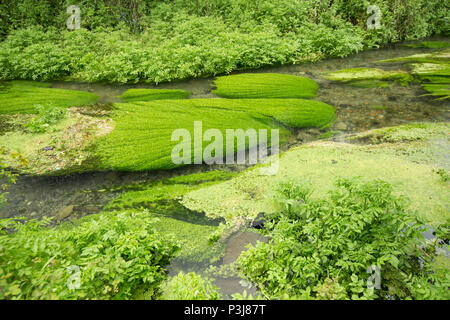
0, 211, 179, 300
237, 179, 450, 300
160, 272, 221, 300
24, 104, 67, 133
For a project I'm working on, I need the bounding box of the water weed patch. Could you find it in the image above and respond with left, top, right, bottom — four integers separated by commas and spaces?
213, 73, 318, 99
119, 89, 190, 102
95, 99, 335, 171
0, 81, 98, 114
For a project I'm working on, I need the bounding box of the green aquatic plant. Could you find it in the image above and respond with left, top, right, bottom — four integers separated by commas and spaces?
422, 84, 450, 100
407, 41, 450, 49
105, 171, 237, 214
376, 49, 450, 65
95, 99, 335, 171
150, 214, 225, 266
347, 80, 391, 88
104, 171, 233, 266
0, 211, 179, 300
324, 68, 413, 84
119, 88, 190, 102
213, 73, 319, 99
318, 131, 340, 140
0, 81, 98, 114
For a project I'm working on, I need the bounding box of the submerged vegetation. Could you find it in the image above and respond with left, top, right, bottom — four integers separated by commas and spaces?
324, 68, 412, 84
119, 88, 191, 102
0, 81, 98, 114
182, 123, 450, 224
0, 211, 179, 299
213, 73, 318, 99
95, 97, 335, 171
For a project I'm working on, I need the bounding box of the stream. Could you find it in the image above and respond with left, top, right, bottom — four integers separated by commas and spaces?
1, 37, 449, 298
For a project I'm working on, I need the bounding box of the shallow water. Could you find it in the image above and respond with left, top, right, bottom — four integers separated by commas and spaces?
1, 37, 449, 297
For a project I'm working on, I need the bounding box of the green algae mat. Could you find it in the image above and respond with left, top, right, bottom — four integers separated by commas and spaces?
324, 48, 450, 100
213, 73, 319, 99
323, 68, 412, 85
0, 73, 336, 173
95, 98, 336, 171
181, 123, 450, 224
0, 81, 98, 114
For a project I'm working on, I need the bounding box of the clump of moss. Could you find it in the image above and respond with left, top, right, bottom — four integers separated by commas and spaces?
213, 73, 318, 99
0, 81, 98, 114
119, 88, 190, 102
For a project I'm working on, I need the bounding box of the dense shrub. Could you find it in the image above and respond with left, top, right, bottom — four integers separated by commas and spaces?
0, 1, 447, 83
237, 179, 450, 300
0, 211, 179, 300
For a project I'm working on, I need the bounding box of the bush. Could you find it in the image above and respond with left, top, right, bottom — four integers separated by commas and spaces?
1, 1, 447, 83
237, 179, 450, 300
0, 211, 179, 300
24, 104, 67, 133
160, 272, 221, 300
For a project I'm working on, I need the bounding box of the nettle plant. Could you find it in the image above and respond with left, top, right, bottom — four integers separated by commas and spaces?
237, 179, 450, 300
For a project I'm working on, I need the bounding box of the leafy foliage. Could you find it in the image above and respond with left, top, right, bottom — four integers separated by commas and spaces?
1, 1, 447, 83
24, 104, 67, 133
160, 272, 221, 300
237, 179, 450, 300
0, 211, 179, 300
